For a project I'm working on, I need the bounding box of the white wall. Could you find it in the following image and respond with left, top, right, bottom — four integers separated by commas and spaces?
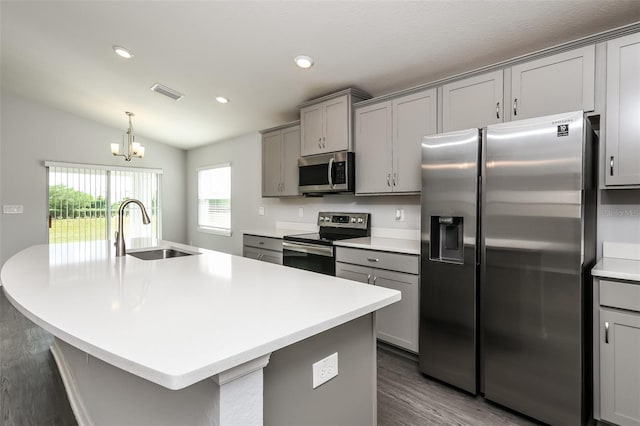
186, 132, 420, 255
0, 93, 188, 266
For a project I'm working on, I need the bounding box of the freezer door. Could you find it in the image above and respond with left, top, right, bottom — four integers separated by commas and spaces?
483, 111, 585, 425
419, 128, 480, 394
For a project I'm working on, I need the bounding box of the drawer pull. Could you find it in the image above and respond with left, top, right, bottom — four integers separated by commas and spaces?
605, 321, 609, 344
259, 241, 264, 245
367, 274, 371, 284
373, 276, 378, 285
367, 258, 379, 262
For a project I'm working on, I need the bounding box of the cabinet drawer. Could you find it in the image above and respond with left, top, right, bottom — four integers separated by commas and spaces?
336, 247, 419, 275
243, 235, 283, 252
243, 246, 283, 265
600, 279, 640, 312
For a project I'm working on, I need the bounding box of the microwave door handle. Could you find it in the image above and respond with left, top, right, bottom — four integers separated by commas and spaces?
328, 157, 335, 189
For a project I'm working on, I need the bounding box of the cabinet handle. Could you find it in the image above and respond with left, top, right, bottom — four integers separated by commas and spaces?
322, 136, 326, 148
367, 274, 371, 284
387, 173, 391, 187
496, 102, 500, 119
393, 172, 397, 186
605, 321, 609, 344
513, 98, 518, 116
367, 258, 379, 262
610, 156, 614, 176
373, 276, 378, 285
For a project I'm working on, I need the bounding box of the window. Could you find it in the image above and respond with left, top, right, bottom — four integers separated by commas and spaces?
198, 163, 231, 236
46, 162, 161, 244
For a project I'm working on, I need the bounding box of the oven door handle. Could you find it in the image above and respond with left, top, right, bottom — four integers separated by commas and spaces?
283, 241, 334, 257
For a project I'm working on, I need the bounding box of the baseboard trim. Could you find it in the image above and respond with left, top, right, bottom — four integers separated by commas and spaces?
50, 340, 92, 426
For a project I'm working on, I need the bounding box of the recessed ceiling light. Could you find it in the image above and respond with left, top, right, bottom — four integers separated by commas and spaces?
215, 96, 229, 104
113, 45, 134, 59
294, 55, 314, 69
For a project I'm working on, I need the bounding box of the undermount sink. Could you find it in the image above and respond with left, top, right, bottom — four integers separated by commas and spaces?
127, 248, 197, 261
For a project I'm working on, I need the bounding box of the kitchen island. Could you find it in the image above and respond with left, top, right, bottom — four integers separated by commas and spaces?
0, 241, 400, 426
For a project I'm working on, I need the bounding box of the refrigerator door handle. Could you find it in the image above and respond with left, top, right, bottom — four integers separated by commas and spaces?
605, 321, 610, 344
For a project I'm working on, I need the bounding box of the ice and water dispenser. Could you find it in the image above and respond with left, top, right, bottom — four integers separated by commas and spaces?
430, 216, 464, 264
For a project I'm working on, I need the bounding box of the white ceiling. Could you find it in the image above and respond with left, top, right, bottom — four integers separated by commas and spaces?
2, 1, 639, 150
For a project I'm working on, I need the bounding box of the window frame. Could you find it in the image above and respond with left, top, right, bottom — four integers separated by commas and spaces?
44, 161, 163, 243
197, 162, 232, 237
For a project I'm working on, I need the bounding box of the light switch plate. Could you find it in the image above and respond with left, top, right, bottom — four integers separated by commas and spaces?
3, 205, 24, 214
312, 352, 338, 389
258, 206, 265, 216
395, 209, 405, 222
298, 207, 304, 217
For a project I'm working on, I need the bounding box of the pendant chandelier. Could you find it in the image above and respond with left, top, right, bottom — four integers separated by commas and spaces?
111, 111, 145, 161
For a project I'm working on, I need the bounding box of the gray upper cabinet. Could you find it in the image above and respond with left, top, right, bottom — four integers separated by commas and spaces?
355, 88, 436, 195
441, 70, 504, 132
600, 308, 640, 426
510, 45, 595, 119
261, 123, 300, 197
605, 32, 640, 186
300, 89, 369, 156
354, 100, 392, 194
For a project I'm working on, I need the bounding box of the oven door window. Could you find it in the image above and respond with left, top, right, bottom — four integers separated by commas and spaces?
283, 249, 335, 276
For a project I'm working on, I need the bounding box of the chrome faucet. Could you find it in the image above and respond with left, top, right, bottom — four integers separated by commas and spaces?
115, 199, 151, 257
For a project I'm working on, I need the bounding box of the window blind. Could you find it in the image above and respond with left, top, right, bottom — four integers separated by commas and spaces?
198, 164, 231, 235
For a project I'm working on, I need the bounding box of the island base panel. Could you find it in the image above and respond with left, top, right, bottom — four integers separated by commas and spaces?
264, 313, 376, 426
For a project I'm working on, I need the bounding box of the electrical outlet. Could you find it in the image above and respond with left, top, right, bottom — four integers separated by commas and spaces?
258, 206, 265, 216
312, 352, 338, 389
3, 205, 23, 214
395, 209, 405, 222
298, 207, 304, 217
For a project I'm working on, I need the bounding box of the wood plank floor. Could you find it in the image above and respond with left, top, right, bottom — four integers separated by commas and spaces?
2, 289, 540, 426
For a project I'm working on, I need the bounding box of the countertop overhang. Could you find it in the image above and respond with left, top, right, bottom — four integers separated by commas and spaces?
1, 241, 400, 390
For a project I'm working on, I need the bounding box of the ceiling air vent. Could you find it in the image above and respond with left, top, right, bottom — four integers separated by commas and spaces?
150, 83, 184, 101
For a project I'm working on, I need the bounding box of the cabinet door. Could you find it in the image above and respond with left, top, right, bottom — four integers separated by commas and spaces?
323, 95, 350, 153
336, 262, 372, 284
354, 101, 392, 194
605, 32, 640, 186
262, 130, 282, 197
510, 45, 595, 119
600, 308, 640, 426
281, 125, 301, 196
392, 88, 437, 192
300, 104, 324, 156
373, 269, 419, 353
442, 70, 503, 132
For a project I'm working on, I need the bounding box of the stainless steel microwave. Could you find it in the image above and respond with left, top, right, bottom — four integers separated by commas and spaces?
298, 151, 354, 194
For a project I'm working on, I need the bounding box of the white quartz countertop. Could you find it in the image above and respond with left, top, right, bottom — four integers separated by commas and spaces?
334, 237, 420, 255
1, 241, 400, 390
592, 257, 640, 282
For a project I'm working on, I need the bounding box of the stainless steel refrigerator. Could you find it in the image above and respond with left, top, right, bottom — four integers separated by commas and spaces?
419, 111, 596, 426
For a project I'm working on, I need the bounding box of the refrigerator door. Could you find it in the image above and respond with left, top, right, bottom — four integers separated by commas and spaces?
483, 111, 585, 425
419, 128, 480, 394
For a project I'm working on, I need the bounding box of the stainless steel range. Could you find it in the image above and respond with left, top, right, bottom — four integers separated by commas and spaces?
283, 212, 370, 276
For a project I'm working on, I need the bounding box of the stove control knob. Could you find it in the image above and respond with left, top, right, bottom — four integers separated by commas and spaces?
319, 216, 325, 222
325, 216, 331, 222
357, 217, 364, 224
351, 217, 357, 223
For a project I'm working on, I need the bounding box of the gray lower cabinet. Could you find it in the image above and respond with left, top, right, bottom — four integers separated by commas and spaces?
596, 278, 640, 426
243, 234, 283, 265
605, 32, 640, 186
336, 247, 419, 352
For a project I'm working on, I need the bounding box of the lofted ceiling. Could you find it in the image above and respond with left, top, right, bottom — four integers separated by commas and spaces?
1, 1, 639, 150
